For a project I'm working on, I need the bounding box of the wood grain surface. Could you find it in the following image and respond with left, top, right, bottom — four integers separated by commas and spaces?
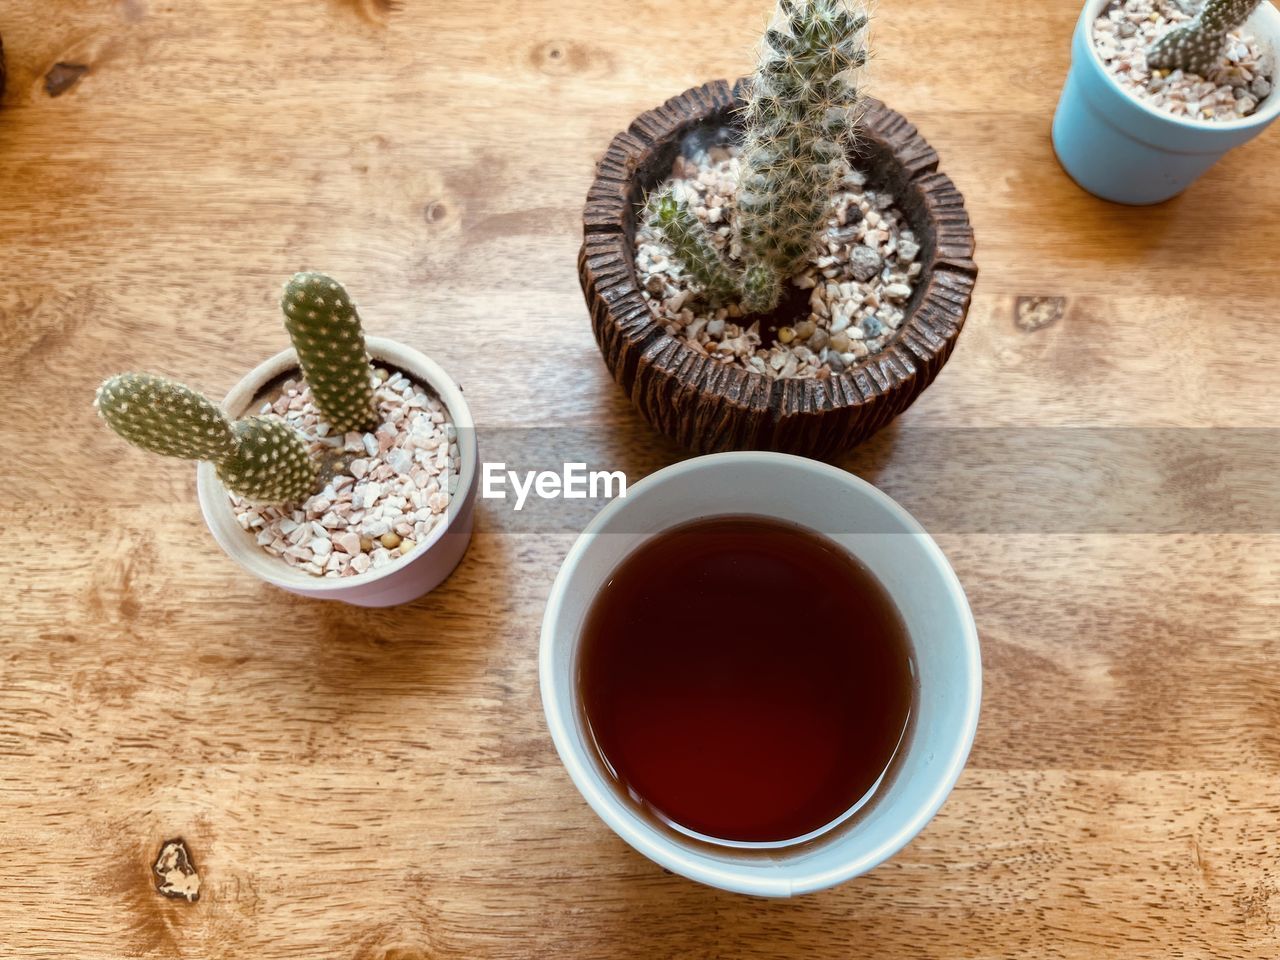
1, 1, 1278, 957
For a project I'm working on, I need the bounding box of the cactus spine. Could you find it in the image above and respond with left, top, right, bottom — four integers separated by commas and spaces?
645, 0, 869, 318
1148, 0, 1263, 75
95, 373, 317, 502
281, 272, 378, 434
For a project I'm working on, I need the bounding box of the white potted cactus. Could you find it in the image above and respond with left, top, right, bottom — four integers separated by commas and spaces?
95, 273, 477, 607
1054, 0, 1280, 203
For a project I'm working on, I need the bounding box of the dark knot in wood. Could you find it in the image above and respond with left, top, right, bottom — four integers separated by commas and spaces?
153, 838, 200, 903
45, 63, 90, 98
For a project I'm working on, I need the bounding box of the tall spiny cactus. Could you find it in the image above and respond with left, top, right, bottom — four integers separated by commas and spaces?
1148, 0, 1263, 76
281, 272, 378, 434
95, 373, 317, 501
736, 0, 869, 307
645, 0, 869, 318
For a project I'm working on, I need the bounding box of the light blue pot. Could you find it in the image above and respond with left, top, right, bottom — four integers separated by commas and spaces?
1053, 0, 1280, 204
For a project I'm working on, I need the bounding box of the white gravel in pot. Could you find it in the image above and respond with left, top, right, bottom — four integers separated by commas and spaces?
1093, 0, 1274, 121
228, 369, 458, 578
635, 142, 922, 381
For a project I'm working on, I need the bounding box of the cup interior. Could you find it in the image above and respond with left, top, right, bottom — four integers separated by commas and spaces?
539, 452, 981, 897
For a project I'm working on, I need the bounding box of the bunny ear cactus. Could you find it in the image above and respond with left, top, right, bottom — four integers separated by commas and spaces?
281, 272, 378, 434
95, 373, 239, 462
95, 373, 317, 502
1148, 0, 1263, 75
217, 417, 319, 503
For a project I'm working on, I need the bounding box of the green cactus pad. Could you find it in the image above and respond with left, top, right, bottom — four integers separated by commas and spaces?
216, 416, 317, 503
281, 272, 378, 434
1148, 0, 1261, 76
95, 373, 238, 462
649, 189, 742, 306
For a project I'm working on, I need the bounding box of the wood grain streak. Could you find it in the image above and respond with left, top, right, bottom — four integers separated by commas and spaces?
1, 1, 1278, 957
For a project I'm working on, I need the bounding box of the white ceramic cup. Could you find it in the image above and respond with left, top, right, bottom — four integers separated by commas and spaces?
539, 452, 981, 897
196, 336, 477, 607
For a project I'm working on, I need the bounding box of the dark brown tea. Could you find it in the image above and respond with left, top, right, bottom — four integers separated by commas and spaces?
578, 515, 915, 845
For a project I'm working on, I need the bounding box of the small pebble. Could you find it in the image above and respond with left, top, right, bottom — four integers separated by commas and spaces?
848, 245, 883, 283
335, 531, 363, 555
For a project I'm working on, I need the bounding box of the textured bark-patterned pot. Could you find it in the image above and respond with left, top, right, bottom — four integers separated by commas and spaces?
579, 78, 977, 460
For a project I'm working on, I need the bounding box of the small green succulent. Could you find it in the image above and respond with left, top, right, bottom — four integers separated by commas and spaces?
95, 272, 380, 504
281, 272, 378, 434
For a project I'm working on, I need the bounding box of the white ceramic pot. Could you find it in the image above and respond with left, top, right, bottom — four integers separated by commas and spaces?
1053, 0, 1280, 204
539, 452, 981, 897
196, 336, 477, 607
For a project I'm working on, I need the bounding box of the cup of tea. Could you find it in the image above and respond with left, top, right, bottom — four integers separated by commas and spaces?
539, 452, 981, 897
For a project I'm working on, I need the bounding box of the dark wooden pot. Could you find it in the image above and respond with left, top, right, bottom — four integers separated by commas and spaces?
579, 78, 978, 460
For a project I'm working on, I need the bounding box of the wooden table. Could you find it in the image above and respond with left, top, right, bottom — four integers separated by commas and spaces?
2, 1, 1278, 956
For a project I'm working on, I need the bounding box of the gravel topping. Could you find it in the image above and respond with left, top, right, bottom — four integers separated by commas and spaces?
1093, 0, 1274, 120
229, 369, 458, 578
635, 142, 922, 381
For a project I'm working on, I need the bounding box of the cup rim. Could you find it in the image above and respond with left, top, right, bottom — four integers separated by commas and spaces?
538, 451, 982, 897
